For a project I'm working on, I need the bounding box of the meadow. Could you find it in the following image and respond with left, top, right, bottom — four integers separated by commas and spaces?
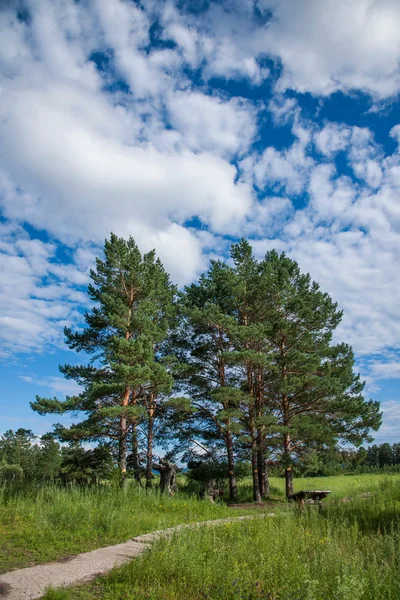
0, 483, 251, 573
1, 472, 399, 599
63, 477, 398, 600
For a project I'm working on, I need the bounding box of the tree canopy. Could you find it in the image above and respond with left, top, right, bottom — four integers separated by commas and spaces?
30, 234, 381, 498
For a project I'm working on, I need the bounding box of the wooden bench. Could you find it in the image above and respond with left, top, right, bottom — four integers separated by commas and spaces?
288, 490, 331, 506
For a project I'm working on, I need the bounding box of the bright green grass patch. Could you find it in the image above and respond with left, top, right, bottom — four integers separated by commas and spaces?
44, 475, 400, 600
0, 483, 253, 573
237, 472, 400, 502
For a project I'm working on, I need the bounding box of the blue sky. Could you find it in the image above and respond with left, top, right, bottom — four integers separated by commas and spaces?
1, 0, 400, 444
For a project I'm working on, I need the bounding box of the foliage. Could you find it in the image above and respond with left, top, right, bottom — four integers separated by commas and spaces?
26, 234, 381, 500
59, 444, 114, 484
31, 234, 177, 487
167, 240, 381, 500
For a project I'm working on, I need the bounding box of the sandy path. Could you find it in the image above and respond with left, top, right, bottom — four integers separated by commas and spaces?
0, 514, 271, 599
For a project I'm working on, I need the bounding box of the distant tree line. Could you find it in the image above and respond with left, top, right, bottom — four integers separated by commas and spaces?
25, 234, 381, 500
342, 443, 400, 471
0, 429, 114, 484
3, 429, 398, 488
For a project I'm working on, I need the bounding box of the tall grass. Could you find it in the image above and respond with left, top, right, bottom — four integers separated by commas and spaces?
0, 483, 247, 572
44, 475, 400, 600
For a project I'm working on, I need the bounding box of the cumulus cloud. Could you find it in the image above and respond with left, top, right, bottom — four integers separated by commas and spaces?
0, 224, 90, 357
157, 0, 400, 98
19, 375, 81, 397
248, 116, 400, 357
166, 91, 257, 156
248, 121, 314, 195
369, 362, 400, 380
260, 0, 400, 98
0, 0, 257, 291
373, 400, 400, 444
1, 0, 400, 383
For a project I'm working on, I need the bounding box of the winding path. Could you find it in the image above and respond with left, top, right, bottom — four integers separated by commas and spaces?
0, 514, 272, 600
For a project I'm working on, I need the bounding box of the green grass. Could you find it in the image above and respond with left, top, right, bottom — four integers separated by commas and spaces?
0, 482, 254, 573
238, 472, 400, 503
42, 473, 400, 600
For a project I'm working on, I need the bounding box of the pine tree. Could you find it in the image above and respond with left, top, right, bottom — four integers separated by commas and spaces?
170, 261, 243, 501
257, 249, 381, 497
366, 444, 380, 467
31, 234, 176, 486
0, 429, 39, 481
36, 434, 61, 481
393, 443, 400, 466
378, 443, 394, 467
229, 240, 277, 501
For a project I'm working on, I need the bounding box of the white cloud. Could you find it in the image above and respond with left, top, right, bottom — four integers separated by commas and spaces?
0, 1, 255, 291
314, 123, 351, 157
166, 91, 257, 156
157, 0, 400, 98
0, 224, 90, 356
249, 118, 400, 357
19, 375, 81, 397
244, 196, 293, 236
160, 1, 270, 84
249, 121, 314, 195
372, 400, 400, 444
260, 0, 400, 98
369, 362, 400, 380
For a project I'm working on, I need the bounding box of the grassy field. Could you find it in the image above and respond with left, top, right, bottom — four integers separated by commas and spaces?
0, 482, 254, 573
39, 473, 400, 600
238, 472, 397, 503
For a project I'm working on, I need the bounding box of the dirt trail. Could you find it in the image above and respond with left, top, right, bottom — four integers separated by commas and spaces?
0, 514, 272, 600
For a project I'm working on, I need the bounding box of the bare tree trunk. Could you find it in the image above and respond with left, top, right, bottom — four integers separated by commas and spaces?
145, 396, 154, 489
156, 460, 177, 496
226, 430, 238, 502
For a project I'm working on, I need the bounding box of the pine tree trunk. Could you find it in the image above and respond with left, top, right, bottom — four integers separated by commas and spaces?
145, 398, 154, 489
131, 421, 141, 485
284, 432, 293, 498
226, 430, 238, 502
257, 432, 266, 497
246, 358, 261, 502
281, 347, 293, 499
263, 455, 270, 497
251, 422, 262, 502
256, 367, 266, 497
119, 421, 127, 488
285, 466, 293, 498
119, 384, 131, 488
252, 446, 262, 501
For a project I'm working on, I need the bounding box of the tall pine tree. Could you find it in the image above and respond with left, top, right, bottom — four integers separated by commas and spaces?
169, 261, 243, 501
31, 234, 176, 486
257, 249, 381, 497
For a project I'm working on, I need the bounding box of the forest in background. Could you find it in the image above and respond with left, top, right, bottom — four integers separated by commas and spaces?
1, 429, 400, 487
